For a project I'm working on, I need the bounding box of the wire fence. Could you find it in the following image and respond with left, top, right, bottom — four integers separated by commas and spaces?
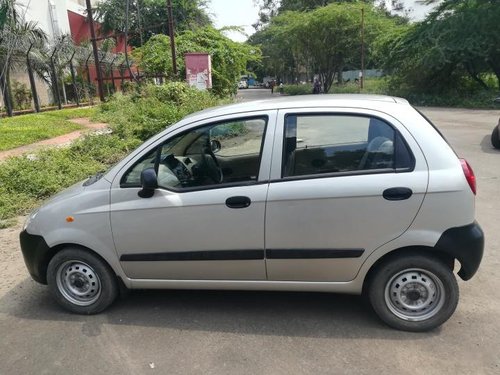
0, 39, 153, 117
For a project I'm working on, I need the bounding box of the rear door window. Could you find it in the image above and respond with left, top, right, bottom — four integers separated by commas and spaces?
282, 114, 414, 178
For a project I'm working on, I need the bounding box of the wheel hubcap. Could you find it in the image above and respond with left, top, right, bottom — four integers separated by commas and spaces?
384, 268, 445, 321
56, 261, 101, 306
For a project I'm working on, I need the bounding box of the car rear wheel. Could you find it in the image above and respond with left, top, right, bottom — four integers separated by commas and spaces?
47, 248, 118, 314
368, 253, 459, 331
491, 125, 500, 149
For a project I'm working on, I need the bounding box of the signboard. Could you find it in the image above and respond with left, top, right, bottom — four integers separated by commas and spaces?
185, 53, 212, 91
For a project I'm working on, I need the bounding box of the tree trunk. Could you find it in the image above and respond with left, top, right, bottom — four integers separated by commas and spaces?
464, 62, 488, 90
488, 54, 500, 91
0, 65, 13, 117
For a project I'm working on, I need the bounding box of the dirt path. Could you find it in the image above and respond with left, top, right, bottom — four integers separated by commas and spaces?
0, 118, 109, 162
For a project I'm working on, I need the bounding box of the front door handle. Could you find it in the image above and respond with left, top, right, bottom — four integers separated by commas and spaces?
226, 196, 251, 208
383, 187, 413, 201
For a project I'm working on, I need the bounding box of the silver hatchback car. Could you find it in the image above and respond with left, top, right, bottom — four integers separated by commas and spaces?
20, 95, 484, 331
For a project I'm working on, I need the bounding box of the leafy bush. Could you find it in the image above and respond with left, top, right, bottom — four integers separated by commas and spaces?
96, 82, 226, 141
282, 84, 313, 96
11, 80, 32, 110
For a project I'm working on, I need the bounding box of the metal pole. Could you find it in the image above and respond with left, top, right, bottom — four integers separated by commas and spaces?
110, 56, 117, 93
86, 0, 105, 102
50, 48, 62, 110
120, 63, 126, 86
26, 43, 40, 112
166, 0, 177, 76
69, 51, 80, 106
85, 52, 93, 104
360, 7, 365, 90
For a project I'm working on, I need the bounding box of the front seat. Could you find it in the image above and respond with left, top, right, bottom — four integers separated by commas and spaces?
358, 136, 394, 170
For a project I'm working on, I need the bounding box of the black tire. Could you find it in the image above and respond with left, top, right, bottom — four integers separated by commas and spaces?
491, 125, 500, 149
47, 248, 118, 314
368, 253, 459, 332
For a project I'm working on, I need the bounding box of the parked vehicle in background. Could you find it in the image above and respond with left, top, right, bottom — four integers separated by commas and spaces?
20, 95, 484, 331
491, 118, 500, 149
238, 80, 248, 89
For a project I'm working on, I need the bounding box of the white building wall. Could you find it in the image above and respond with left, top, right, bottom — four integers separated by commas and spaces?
17, 0, 71, 40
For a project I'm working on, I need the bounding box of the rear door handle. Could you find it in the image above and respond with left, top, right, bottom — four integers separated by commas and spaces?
383, 187, 413, 201
226, 196, 251, 208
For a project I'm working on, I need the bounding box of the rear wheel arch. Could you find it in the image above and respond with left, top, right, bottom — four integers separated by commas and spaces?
362, 246, 455, 295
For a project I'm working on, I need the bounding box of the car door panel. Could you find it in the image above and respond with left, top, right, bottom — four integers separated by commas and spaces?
110, 110, 277, 281
265, 108, 428, 282
112, 185, 268, 280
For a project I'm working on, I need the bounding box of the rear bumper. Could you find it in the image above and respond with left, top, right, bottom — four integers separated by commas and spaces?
19, 230, 50, 284
435, 221, 484, 280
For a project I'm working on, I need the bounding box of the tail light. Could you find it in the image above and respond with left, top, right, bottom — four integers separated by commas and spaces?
460, 159, 476, 195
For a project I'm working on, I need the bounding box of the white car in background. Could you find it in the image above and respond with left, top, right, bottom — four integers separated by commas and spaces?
238, 80, 248, 89
20, 95, 484, 331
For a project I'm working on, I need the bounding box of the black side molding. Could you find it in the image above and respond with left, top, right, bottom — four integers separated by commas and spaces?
120, 248, 365, 262
120, 249, 264, 262
266, 249, 365, 259
434, 221, 484, 280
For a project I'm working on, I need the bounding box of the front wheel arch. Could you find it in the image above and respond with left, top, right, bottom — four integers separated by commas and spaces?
42, 243, 119, 284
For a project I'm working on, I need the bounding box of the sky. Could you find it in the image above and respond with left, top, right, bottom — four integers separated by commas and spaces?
208, 0, 260, 43
207, 0, 439, 43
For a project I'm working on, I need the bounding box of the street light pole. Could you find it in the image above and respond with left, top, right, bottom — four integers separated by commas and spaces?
166, 0, 178, 76
86, 0, 105, 102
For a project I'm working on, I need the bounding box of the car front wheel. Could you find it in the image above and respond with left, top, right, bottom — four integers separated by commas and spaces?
368, 253, 459, 331
47, 248, 118, 314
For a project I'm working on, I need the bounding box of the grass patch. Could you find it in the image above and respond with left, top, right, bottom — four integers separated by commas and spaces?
0, 83, 228, 226
0, 106, 97, 151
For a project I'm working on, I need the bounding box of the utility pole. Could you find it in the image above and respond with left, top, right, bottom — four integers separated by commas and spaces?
137, 0, 144, 46
86, 0, 105, 102
360, 7, 365, 90
166, 0, 178, 76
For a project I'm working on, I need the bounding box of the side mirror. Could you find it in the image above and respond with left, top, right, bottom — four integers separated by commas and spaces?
138, 168, 158, 198
210, 139, 221, 153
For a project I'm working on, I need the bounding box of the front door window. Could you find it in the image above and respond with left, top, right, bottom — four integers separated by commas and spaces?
121, 117, 267, 190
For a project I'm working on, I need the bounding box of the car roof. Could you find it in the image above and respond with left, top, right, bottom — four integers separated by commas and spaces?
179, 94, 410, 126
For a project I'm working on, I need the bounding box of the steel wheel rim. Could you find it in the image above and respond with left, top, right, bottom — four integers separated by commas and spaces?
384, 268, 445, 322
56, 260, 101, 306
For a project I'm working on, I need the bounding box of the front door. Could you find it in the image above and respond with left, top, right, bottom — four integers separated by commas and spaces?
110, 113, 274, 280
265, 109, 428, 282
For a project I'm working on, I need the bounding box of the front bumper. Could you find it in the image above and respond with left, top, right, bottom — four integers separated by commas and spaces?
435, 221, 484, 280
19, 230, 51, 284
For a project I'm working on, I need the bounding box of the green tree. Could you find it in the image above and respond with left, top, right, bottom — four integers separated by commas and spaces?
250, 2, 397, 92
176, 27, 261, 96
380, 0, 500, 91
94, 0, 211, 47
131, 27, 261, 96
133, 34, 172, 77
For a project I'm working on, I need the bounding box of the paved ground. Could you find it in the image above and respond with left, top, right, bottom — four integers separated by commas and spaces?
1, 89, 499, 374
0, 118, 109, 162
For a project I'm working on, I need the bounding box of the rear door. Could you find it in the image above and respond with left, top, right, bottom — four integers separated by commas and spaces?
265, 108, 428, 282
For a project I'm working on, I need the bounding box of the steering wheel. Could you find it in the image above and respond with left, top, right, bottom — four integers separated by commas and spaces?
160, 154, 193, 184
203, 144, 224, 184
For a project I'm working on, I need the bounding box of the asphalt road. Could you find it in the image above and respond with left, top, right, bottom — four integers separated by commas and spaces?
1, 89, 499, 375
